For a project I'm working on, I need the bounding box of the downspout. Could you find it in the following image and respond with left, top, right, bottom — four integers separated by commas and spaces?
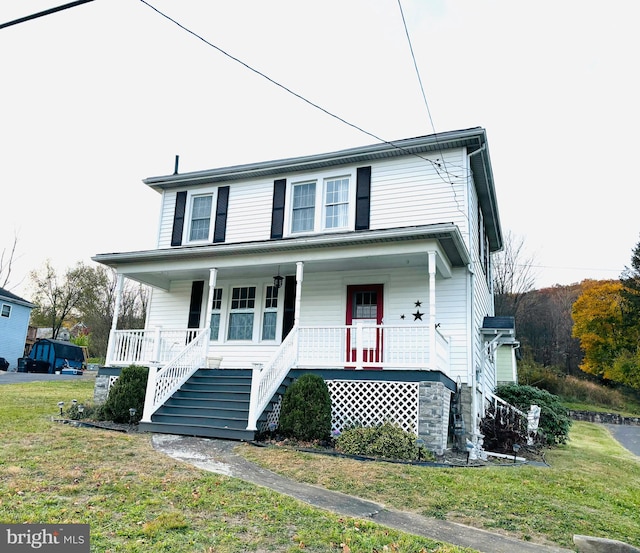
467, 143, 485, 443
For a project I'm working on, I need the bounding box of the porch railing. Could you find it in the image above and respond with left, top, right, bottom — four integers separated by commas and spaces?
141, 329, 208, 422
107, 328, 201, 366
246, 323, 450, 430
297, 324, 450, 371
247, 326, 299, 431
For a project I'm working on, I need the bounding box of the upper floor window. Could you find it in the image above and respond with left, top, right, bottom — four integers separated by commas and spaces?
291, 182, 316, 233
289, 174, 351, 235
189, 194, 213, 241
1, 304, 10, 318
324, 177, 349, 229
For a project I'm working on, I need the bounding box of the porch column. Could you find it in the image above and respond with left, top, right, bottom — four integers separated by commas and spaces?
204, 268, 218, 334
105, 273, 125, 366
428, 251, 437, 371
294, 261, 304, 326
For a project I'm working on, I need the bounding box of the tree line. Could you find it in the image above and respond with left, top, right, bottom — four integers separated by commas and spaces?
494, 233, 640, 391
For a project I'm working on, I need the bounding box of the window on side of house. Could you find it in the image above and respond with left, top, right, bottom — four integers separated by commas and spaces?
209, 288, 223, 340
228, 286, 256, 340
291, 181, 316, 233
1, 304, 10, 318
189, 194, 213, 242
261, 285, 278, 340
324, 176, 349, 229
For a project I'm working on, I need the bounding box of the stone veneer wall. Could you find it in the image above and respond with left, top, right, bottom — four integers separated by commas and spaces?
418, 381, 453, 454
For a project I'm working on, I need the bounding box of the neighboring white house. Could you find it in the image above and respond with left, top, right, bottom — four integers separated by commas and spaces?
0, 287, 35, 370
94, 127, 517, 451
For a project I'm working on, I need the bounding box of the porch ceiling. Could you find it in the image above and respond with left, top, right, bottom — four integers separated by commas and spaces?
93, 224, 470, 290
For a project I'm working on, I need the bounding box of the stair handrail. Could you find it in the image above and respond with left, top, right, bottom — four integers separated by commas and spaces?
247, 326, 299, 431
141, 329, 209, 422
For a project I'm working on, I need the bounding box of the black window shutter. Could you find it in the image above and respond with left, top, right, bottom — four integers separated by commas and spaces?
270, 179, 286, 239
188, 281, 205, 329
355, 166, 371, 230
213, 186, 230, 243
171, 191, 187, 246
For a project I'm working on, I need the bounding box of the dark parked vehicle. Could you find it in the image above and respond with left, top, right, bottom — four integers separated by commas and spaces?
0, 357, 9, 371
19, 339, 85, 374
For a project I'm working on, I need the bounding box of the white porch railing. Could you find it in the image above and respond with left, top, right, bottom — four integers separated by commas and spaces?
107, 328, 201, 366
247, 327, 299, 431
141, 329, 208, 422
246, 323, 450, 430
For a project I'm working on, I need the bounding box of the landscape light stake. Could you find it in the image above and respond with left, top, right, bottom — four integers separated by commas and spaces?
129, 408, 137, 426
416, 438, 425, 462
512, 443, 521, 463
77, 404, 85, 419
57, 401, 65, 418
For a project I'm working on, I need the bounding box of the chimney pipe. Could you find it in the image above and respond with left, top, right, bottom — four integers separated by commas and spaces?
174, 155, 180, 175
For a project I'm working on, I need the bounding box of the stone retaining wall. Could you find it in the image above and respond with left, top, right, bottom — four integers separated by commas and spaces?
569, 410, 640, 426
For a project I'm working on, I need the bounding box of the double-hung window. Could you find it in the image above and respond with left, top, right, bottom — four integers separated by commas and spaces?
209, 288, 223, 340
324, 177, 349, 229
228, 287, 256, 340
291, 182, 316, 233
1, 304, 10, 318
261, 285, 278, 340
189, 194, 213, 242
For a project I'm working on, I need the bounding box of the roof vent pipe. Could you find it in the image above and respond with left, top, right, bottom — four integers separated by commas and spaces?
173, 155, 180, 175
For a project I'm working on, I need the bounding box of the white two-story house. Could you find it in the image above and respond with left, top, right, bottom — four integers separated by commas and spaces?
94, 127, 517, 452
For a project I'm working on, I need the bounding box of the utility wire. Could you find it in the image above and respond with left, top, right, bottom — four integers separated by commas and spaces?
397, 0, 466, 217
0, 0, 95, 30
138, 0, 464, 179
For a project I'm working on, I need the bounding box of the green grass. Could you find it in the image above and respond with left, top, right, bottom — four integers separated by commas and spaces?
240, 423, 640, 548
0, 379, 475, 553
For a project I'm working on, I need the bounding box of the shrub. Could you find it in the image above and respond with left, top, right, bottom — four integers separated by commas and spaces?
336, 422, 426, 461
279, 373, 332, 441
99, 365, 148, 424
495, 384, 571, 445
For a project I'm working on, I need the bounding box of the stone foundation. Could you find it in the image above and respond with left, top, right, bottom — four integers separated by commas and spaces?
418, 381, 453, 454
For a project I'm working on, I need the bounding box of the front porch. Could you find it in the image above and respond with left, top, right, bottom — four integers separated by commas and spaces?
104, 323, 452, 448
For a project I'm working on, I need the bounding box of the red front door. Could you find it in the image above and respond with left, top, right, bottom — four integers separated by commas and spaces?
346, 284, 384, 367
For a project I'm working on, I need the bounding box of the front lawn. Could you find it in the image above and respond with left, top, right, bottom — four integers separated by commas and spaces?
0, 379, 475, 552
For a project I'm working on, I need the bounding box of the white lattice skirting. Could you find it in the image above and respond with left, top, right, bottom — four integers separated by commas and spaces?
263, 380, 420, 435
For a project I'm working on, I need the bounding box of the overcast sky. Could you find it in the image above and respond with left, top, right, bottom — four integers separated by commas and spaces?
2, 0, 638, 299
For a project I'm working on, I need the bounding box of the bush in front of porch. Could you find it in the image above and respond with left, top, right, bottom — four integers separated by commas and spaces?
279, 373, 332, 441
99, 365, 148, 424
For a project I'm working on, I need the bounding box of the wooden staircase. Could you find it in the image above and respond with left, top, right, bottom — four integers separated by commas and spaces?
139, 369, 278, 441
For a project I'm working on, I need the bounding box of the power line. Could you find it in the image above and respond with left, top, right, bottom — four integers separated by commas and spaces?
0, 0, 95, 30
138, 0, 466, 181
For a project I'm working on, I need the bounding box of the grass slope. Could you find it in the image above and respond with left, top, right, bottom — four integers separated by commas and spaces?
0, 379, 475, 553
240, 424, 640, 548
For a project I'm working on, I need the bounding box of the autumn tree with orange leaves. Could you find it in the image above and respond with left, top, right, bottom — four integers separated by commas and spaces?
572, 278, 640, 389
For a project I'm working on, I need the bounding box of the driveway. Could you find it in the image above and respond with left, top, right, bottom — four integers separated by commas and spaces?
605, 424, 640, 457
0, 371, 95, 384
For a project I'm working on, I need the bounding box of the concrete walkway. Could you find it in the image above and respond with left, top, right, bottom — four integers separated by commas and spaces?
151, 434, 572, 553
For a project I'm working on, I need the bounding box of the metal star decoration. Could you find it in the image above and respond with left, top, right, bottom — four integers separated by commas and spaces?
415, 300, 422, 307
413, 310, 424, 321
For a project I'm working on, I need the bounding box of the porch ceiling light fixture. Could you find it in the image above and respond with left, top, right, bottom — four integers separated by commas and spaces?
273, 268, 284, 290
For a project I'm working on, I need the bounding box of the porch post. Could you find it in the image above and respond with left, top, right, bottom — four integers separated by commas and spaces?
294, 261, 304, 326
105, 273, 125, 366
428, 251, 437, 371
204, 269, 218, 332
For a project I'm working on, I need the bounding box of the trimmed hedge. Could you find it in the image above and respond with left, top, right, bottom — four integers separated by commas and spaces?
279, 373, 332, 441
99, 365, 148, 424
